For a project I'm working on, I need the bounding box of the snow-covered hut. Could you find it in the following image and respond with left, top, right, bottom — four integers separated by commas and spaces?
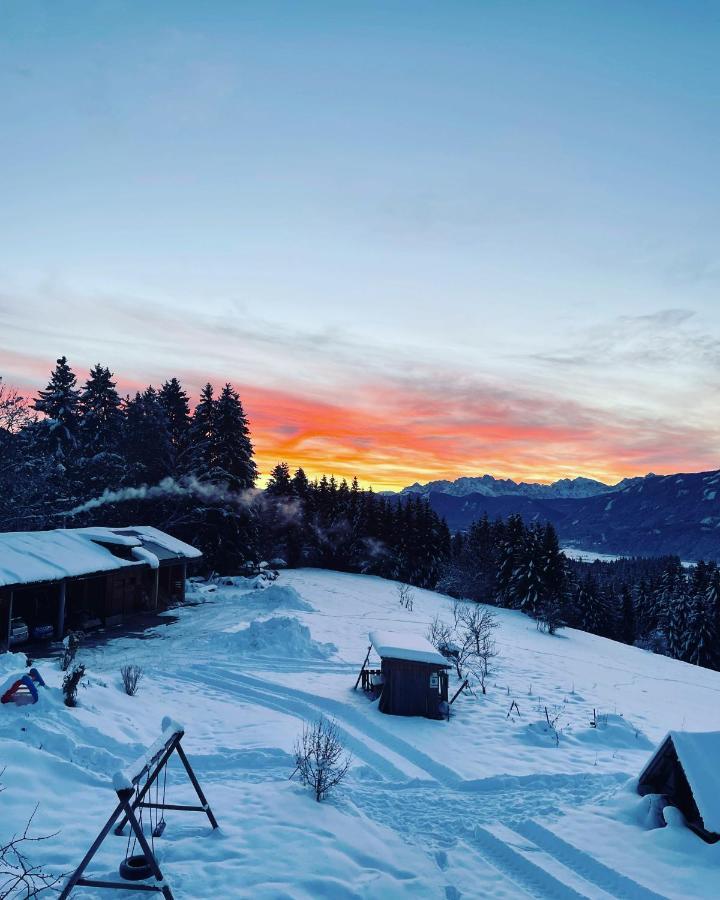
364, 630, 450, 719
0, 526, 201, 652
638, 731, 720, 842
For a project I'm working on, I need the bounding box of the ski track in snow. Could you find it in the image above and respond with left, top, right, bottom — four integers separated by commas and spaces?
512, 821, 668, 900
169, 664, 639, 899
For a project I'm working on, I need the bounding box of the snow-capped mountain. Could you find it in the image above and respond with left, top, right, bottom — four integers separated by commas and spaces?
422, 468, 720, 560
399, 473, 648, 500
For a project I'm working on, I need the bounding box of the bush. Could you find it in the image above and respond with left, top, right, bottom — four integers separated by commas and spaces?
60, 631, 82, 672
120, 664, 144, 696
62, 665, 85, 708
291, 717, 351, 802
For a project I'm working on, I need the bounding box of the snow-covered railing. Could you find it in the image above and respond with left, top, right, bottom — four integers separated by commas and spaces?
113, 717, 183, 791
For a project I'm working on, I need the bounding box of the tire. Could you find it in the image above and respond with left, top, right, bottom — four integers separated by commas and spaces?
119, 854, 153, 881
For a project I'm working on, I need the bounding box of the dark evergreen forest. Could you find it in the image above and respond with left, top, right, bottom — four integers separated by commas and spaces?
2, 358, 718, 671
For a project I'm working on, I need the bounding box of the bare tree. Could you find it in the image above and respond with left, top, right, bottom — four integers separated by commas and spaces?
0, 380, 31, 435
120, 664, 144, 696
397, 583, 415, 610
0, 772, 64, 898
456, 605, 499, 694
427, 615, 454, 654
291, 717, 351, 802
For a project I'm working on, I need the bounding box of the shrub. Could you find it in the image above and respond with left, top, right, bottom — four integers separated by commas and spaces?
291, 717, 351, 802
60, 631, 82, 672
120, 664, 144, 696
62, 665, 86, 708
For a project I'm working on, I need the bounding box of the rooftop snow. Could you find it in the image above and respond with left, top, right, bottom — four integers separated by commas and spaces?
0, 526, 201, 589
369, 630, 449, 666
668, 731, 720, 833
0, 529, 141, 588
111, 526, 202, 560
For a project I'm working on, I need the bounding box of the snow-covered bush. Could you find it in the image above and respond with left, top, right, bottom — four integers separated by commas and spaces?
291, 717, 351, 802
60, 631, 82, 672
120, 664, 144, 696
62, 665, 85, 707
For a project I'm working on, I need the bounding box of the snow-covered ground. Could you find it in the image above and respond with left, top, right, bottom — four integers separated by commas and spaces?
2, 569, 720, 899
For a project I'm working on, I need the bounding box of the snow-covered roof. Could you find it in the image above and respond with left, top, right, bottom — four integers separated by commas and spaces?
369, 630, 449, 667
641, 731, 720, 833
0, 526, 201, 589
0, 529, 141, 588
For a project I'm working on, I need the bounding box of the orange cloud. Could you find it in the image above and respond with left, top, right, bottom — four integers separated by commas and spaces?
4, 349, 718, 492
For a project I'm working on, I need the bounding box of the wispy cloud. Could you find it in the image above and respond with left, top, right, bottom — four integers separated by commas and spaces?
2, 286, 719, 489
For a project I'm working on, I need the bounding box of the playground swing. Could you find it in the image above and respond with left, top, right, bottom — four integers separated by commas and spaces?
60, 717, 218, 899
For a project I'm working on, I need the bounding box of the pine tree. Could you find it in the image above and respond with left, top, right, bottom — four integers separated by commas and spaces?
292, 467, 310, 498
122, 388, 173, 484
33, 356, 81, 462
188, 383, 216, 477
267, 462, 294, 496
684, 595, 717, 669
79, 364, 123, 455
620, 584, 635, 645
661, 559, 688, 659
159, 377, 191, 471
208, 384, 258, 490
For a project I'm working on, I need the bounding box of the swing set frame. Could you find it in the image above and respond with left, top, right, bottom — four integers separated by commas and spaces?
59, 718, 218, 900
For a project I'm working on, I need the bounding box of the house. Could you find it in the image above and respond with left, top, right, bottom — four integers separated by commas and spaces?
638, 731, 720, 843
360, 630, 451, 719
0, 526, 201, 652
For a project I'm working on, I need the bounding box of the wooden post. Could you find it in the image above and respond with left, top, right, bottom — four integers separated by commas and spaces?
56, 580, 67, 639
180, 563, 186, 603
449, 679, 468, 706
354, 645, 372, 690
153, 568, 160, 611
1, 590, 12, 653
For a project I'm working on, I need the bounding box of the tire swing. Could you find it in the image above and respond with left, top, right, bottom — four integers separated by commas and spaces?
60, 718, 219, 900
119, 770, 153, 881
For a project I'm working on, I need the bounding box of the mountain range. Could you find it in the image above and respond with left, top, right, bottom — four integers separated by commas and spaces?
400, 473, 646, 500
396, 471, 720, 561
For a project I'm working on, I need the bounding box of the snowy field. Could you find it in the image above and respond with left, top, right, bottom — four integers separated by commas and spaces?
2, 569, 720, 899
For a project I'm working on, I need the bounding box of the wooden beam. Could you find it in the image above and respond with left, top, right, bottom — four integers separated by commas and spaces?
354, 645, 372, 690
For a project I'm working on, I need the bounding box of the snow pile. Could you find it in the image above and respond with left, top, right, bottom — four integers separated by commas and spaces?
246, 583, 313, 613
220, 616, 336, 659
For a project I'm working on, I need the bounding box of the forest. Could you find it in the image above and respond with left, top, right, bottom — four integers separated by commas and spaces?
1, 357, 718, 671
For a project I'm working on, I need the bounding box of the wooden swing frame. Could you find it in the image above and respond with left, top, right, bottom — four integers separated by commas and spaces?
59, 719, 218, 899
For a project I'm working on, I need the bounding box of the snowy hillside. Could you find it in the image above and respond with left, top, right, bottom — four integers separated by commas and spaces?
2, 570, 720, 898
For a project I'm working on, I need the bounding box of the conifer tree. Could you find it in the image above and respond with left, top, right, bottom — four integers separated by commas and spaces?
208, 384, 258, 490
188, 383, 216, 477
33, 356, 81, 461
122, 388, 173, 484
267, 462, 294, 496
620, 584, 636, 645
159, 377, 191, 471
79, 364, 123, 455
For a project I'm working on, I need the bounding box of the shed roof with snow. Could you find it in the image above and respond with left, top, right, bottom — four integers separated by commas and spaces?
638, 730, 720, 840
0, 526, 201, 590
369, 630, 450, 667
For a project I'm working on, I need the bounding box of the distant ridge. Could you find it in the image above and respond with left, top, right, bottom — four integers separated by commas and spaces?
398, 473, 650, 500
406, 469, 720, 561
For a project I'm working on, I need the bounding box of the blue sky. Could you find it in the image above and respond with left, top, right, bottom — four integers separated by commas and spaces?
1, 1, 719, 487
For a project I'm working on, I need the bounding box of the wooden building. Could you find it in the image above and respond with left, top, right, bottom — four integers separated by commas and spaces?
360, 630, 450, 719
0, 526, 201, 652
638, 731, 720, 843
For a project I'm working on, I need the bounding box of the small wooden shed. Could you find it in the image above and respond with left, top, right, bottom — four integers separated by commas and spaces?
363, 630, 450, 720
638, 731, 720, 843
